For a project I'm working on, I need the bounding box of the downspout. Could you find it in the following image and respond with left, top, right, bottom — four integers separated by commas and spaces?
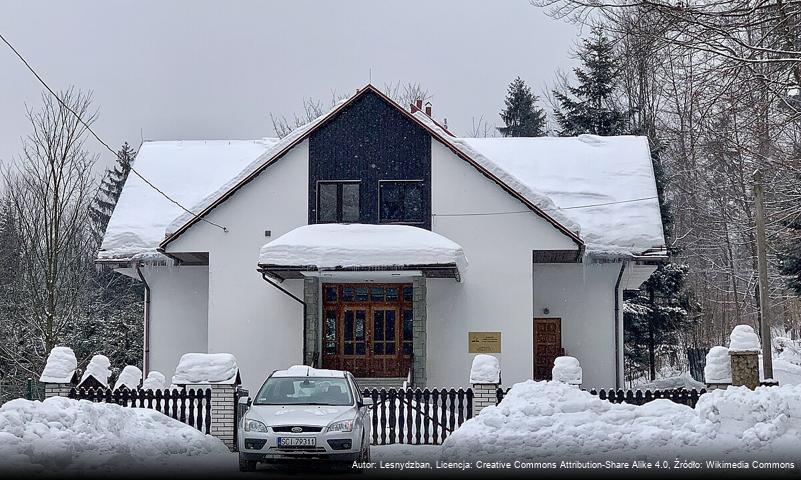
260, 272, 308, 366
613, 262, 626, 389
135, 263, 151, 375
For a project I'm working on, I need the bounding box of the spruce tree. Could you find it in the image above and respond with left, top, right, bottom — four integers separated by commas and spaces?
553, 27, 627, 136
89, 142, 135, 244
497, 77, 547, 137
779, 217, 801, 295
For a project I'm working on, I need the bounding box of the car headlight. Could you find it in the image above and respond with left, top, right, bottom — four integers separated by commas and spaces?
327, 419, 354, 433
244, 418, 269, 433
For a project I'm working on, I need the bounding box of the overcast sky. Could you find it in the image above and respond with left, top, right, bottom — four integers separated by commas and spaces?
0, 0, 580, 172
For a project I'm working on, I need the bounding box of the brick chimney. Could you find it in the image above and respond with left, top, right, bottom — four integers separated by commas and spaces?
424, 102, 432, 116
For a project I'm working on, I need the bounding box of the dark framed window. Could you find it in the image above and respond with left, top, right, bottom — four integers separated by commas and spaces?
317, 181, 360, 223
379, 180, 424, 223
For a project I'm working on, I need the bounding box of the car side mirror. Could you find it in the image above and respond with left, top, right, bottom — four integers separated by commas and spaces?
360, 398, 374, 408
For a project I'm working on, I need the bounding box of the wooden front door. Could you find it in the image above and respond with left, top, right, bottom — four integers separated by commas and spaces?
321, 284, 413, 377
533, 318, 563, 381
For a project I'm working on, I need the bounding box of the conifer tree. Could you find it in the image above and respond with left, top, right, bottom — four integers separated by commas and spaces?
553, 27, 627, 136
497, 77, 547, 137
89, 142, 135, 244
780, 217, 801, 296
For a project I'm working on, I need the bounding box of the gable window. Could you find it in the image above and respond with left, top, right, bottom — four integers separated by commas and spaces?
318, 181, 360, 223
379, 180, 424, 224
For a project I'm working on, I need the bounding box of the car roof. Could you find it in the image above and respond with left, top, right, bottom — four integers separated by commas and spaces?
271, 365, 347, 378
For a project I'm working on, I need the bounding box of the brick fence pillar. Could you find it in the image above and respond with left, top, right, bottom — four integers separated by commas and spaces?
471, 382, 499, 417
43, 383, 73, 398
198, 384, 237, 450
729, 351, 760, 390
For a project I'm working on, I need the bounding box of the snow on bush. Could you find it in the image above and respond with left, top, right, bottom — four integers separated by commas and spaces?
79, 355, 111, 388
0, 397, 229, 473
704, 346, 732, 383
729, 325, 761, 353
470, 355, 500, 384
441, 380, 801, 461
141, 371, 166, 391
551, 356, 582, 384
172, 353, 238, 385
39, 347, 77, 384
113, 366, 142, 390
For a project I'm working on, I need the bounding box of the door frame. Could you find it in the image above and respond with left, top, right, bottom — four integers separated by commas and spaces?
532, 317, 562, 381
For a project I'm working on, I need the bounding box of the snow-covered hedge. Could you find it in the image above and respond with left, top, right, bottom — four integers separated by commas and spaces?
442, 380, 801, 461
0, 397, 229, 473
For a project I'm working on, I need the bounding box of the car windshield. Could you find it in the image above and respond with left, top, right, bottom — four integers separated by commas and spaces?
254, 376, 353, 406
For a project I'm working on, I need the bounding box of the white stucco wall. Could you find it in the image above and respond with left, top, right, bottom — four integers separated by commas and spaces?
122, 265, 209, 380
428, 140, 596, 388
165, 141, 309, 394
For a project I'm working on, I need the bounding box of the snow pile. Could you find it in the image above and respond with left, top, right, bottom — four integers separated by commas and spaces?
470, 355, 500, 384
39, 347, 77, 384
79, 355, 111, 388
258, 224, 468, 273
442, 380, 801, 461
704, 346, 732, 383
113, 366, 142, 390
99, 139, 278, 260
141, 371, 167, 391
774, 337, 801, 366
729, 325, 761, 353
0, 397, 229, 473
639, 372, 705, 391
172, 353, 239, 385
460, 135, 665, 256
551, 356, 582, 385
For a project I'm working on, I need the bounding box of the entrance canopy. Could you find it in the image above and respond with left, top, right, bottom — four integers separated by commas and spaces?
258, 224, 467, 281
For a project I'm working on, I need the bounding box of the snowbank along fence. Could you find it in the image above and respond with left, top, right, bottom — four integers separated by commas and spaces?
495, 386, 708, 408
68, 386, 213, 433
362, 387, 473, 445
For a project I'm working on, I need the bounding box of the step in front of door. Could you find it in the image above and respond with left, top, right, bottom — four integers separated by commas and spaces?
355, 377, 407, 391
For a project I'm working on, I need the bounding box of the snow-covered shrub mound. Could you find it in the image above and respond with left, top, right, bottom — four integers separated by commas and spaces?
39, 347, 77, 383
79, 355, 111, 388
0, 397, 229, 473
551, 356, 582, 384
442, 380, 801, 461
470, 355, 500, 384
141, 371, 166, 391
114, 366, 142, 390
729, 325, 761, 352
705, 346, 732, 383
172, 353, 239, 385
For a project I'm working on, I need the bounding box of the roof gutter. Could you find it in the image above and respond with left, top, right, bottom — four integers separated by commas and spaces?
613, 262, 626, 389
260, 271, 309, 366
135, 263, 151, 375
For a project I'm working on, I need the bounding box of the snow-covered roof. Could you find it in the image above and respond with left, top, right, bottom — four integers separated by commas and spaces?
171, 353, 240, 385
461, 136, 666, 256
98, 139, 279, 261
272, 365, 346, 378
258, 224, 468, 273
40, 346, 78, 384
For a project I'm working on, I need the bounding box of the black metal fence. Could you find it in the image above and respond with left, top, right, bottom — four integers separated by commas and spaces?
496, 387, 707, 409
68, 387, 213, 433
362, 387, 473, 445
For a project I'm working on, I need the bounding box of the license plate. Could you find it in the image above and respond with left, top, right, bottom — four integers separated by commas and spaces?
277, 437, 316, 447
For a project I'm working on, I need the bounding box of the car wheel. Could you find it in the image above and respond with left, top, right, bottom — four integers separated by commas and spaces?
238, 454, 257, 472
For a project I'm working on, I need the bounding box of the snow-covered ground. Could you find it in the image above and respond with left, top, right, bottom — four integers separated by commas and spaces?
442, 380, 801, 462
0, 397, 230, 474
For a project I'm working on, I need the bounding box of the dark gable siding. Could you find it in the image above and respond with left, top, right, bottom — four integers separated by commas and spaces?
308, 90, 432, 230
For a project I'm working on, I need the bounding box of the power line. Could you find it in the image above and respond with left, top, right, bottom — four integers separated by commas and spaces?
433, 196, 659, 217
0, 31, 228, 233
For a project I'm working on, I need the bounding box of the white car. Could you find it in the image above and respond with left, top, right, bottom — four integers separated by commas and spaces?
238, 365, 372, 471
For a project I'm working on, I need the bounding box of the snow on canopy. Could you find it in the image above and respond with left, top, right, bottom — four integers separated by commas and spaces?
258, 224, 468, 272
171, 353, 239, 385
272, 365, 346, 378
113, 365, 142, 390
461, 136, 665, 257
79, 355, 112, 388
98, 139, 278, 261
470, 354, 500, 384
39, 346, 77, 384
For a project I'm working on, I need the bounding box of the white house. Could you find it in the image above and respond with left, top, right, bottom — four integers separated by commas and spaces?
98, 85, 665, 394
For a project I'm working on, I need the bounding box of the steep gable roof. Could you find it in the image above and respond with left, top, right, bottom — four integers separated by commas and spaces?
160, 84, 583, 252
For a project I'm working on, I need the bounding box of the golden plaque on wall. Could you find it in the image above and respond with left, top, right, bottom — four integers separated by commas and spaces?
468, 331, 502, 353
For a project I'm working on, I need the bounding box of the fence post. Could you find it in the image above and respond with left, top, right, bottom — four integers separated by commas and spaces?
729, 351, 760, 390
43, 380, 75, 399
207, 384, 237, 450
471, 382, 499, 417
